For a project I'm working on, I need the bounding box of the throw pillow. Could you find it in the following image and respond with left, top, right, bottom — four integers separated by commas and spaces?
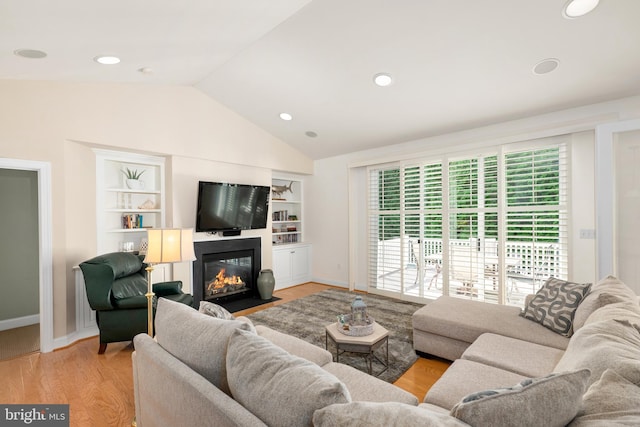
313, 402, 469, 427
569, 369, 640, 426
154, 298, 255, 395
520, 277, 591, 337
226, 328, 351, 427
553, 319, 640, 388
450, 369, 590, 427
583, 301, 640, 330
198, 300, 235, 320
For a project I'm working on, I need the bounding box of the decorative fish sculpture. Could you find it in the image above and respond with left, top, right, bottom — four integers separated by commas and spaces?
272, 181, 294, 198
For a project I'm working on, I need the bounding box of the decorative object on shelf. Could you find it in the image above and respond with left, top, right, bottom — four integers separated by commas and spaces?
351, 295, 368, 325
138, 238, 148, 255
257, 269, 276, 300
271, 181, 293, 199
336, 313, 375, 337
138, 199, 156, 210
122, 167, 146, 190
143, 228, 196, 336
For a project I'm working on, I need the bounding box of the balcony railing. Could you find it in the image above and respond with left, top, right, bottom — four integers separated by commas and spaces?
372, 237, 563, 306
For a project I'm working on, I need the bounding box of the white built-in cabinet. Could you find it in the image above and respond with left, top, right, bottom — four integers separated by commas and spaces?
271, 175, 311, 288
273, 243, 312, 290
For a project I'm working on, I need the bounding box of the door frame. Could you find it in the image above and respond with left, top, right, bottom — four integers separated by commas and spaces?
0, 158, 53, 352
595, 118, 640, 280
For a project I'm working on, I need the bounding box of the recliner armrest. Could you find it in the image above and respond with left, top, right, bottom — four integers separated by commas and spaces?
153, 281, 184, 296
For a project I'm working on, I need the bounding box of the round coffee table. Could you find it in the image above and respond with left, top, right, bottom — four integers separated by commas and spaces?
325, 322, 389, 376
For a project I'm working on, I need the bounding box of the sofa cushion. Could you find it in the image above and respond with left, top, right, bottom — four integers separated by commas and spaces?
573, 275, 638, 331
413, 296, 569, 355
198, 301, 235, 320
450, 369, 590, 427
154, 298, 255, 395
424, 359, 527, 410
553, 318, 640, 387
322, 362, 418, 405
583, 301, 640, 330
461, 333, 564, 377
313, 402, 470, 427
226, 329, 351, 427
520, 277, 591, 337
255, 324, 333, 367
569, 369, 640, 426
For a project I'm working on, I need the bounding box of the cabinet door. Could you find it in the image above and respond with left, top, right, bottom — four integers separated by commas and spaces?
291, 246, 311, 283
273, 248, 293, 289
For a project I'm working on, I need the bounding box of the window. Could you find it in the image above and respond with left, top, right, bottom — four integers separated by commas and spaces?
367, 142, 568, 306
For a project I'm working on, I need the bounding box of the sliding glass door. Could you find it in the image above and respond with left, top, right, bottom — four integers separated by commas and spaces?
367, 140, 568, 305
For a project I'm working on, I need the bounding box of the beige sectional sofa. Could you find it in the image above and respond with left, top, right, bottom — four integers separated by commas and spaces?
132, 276, 640, 426
133, 298, 463, 427
412, 275, 640, 426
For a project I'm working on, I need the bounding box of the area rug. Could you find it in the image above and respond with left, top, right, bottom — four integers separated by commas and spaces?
247, 289, 424, 383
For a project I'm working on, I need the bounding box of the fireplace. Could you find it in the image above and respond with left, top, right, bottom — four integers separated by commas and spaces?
193, 238, 261, 306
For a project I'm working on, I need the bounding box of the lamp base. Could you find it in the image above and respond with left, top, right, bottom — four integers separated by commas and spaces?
145, 266, 155, 336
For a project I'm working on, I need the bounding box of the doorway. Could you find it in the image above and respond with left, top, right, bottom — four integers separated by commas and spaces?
0, 158, 53, 355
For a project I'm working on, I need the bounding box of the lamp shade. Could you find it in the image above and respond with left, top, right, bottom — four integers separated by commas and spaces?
144, 228, 196, 264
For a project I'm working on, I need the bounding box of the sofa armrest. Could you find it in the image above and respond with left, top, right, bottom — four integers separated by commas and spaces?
153, 281, 184, 296
133, 334, 267, 427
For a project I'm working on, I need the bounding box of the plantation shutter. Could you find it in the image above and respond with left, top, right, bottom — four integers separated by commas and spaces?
367, 140, 569, 305
368, 166, 403, 292
504, 145, 568, 293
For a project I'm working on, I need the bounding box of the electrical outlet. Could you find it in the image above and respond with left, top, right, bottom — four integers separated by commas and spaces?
579, 229, 596, 239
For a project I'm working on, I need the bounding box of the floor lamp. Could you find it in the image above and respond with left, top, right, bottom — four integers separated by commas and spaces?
143, 228, 196, 336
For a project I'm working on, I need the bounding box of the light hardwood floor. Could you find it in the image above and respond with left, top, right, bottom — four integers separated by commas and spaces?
0, 283, 449, 427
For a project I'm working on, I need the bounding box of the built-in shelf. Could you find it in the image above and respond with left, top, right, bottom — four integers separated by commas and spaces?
272, 177, 303, 246
95, 149, 166, 254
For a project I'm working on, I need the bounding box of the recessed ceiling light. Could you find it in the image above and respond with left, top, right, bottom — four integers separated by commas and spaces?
94, 55, 121, 65
562, 0, 600, 18
14, 49, 47, 59
305, 131, 318, 138
533, 58, 560, 75
373, 73, 393, 87
279, 112, 293, 121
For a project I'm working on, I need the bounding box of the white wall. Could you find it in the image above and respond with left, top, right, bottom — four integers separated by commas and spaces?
309, 96, 640, 292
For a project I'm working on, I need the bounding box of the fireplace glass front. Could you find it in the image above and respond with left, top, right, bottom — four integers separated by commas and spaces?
203, 250, 253, 300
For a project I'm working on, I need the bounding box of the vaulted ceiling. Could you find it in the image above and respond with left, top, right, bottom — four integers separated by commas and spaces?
2, 0, 640, 159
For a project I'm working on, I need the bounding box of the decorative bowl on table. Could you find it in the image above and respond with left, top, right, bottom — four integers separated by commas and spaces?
336, 314, 375, 337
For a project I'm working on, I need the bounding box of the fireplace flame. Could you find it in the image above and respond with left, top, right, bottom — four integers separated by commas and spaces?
207, 268, 244, 292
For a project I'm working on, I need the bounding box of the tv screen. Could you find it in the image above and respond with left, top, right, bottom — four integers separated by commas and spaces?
196, 181, 270, 233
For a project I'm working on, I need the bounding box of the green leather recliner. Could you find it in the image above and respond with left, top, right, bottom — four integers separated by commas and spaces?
79, 251, 193, 354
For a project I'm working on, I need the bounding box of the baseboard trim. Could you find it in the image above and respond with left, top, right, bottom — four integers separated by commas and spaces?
53, 326, 99, 350
0, 314, 39, 332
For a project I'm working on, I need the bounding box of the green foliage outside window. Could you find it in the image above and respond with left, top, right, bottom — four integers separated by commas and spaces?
374, 147, 561, 243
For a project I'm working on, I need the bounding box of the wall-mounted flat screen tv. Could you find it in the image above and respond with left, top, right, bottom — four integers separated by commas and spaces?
196, 181, 270, 233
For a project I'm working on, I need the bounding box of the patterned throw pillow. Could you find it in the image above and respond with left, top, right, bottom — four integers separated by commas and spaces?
520, 277, 591, 337
450, 370, 590, 427
198, 301, 235, 320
